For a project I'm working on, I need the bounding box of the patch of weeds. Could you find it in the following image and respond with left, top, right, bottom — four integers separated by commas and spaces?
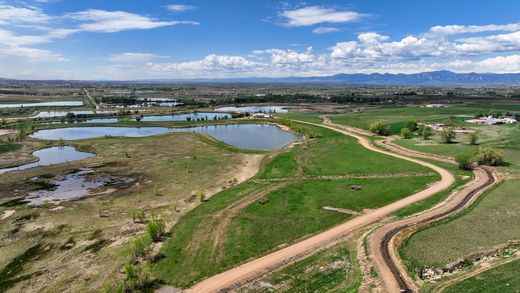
84, 239, 111, 253
60, 237, 76, 250
14, 212, 39, 223
0, 243, 51, 291
88, 229, 103, 240
0, 198, 26, 207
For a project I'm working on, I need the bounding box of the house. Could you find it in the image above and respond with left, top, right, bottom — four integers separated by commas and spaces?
252, 113, 273, 119
466, 116, 518, 125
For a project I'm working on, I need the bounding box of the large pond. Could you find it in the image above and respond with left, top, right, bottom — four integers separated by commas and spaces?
32, 110, 115, 118
0, 146, 95, 175
30, 124, 298, 151
41, 112, 232, 124
0, 101, 84, 108
215, 106, 288, 113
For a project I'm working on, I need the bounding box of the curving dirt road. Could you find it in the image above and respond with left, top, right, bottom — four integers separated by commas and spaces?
364, 137, 497, 292
186, 120, 455, 293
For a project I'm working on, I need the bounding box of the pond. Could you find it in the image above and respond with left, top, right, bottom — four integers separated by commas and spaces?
31, 110, 115, 118
0, 101, 84, 108
42, 112, 232, 124
26, 169, 133, 206
0, 146, 95, 175
30, 124, 299, 151
215, 106, 288, 113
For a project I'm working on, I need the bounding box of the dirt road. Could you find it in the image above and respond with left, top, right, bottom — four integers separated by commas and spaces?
186, 120, 455, 293
364, 137, 497, 292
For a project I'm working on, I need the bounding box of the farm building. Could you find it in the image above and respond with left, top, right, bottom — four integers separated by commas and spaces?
466, 116, 518, 125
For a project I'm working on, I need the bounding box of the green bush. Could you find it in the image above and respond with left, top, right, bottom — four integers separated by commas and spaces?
440, 127, 456, 144
132, 236, 151, 258
146, 220, 166, 242
417, 125, 434, 140
403, 121, 418, 132
400, 127, 413, 139
467, 132, 479, 145
455, 153, 473, 170
369, 121, 391, 136
477, 146, 504, 166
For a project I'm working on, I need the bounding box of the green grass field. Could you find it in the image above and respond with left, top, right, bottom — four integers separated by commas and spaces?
239, 242, 360, 293
442, 258, 520, 293
152, 122, 439, 287
401, 179, 520, 272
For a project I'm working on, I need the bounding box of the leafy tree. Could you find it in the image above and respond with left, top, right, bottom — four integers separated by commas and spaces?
477, 146, 504, 166
455, 153, 473, 170
400, 127, 413, 139
440, 127, 456, 144
369, 121, 391, 136
418, 125, 434, 140
403, 120, 418, 132
467, 132, 479, 145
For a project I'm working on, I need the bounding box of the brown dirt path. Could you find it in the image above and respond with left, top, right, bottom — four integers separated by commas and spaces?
186, 119, 455, 293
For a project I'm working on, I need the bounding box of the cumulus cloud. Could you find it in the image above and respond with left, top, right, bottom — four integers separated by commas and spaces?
147, 54, 262, 77
280, 6, 363, 27
312, 27, 339, 34
252, 47, 314, 64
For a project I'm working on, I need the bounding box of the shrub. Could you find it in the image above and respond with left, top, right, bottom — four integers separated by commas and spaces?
369, 121, 391, 136
146, 220, 166, 242
477, 146, 504, 166
455, 153, 473, 170
440, 127, 456, 144
400, 127, 413, 139
137, 210, 145, 223
403, 120, 418, 132
417, 125, 434, 140
132, 236, 151, 258
467, 132, 479, 145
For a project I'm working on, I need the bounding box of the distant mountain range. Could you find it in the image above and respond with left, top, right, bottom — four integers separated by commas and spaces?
2, 71, 520, 85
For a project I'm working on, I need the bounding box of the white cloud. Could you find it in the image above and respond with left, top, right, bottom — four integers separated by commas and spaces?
109, 52, 160, 63
148, 54, 261, 77
0, 4, 51, 25
280, 6, 363, 27
312, 27, 339, 34
65, 9, 198, 33
430, 23, 520, 35
166, 4, 195, 12
252, 47, 314, 64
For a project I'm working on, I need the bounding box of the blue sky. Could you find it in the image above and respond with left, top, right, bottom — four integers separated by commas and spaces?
2, 0, 520, 79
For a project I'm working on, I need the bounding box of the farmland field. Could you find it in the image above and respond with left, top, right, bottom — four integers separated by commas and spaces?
152, 122, 439, 287
400, 179, 520, 272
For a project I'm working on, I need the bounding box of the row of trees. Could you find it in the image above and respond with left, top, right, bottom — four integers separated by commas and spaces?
456, 146, 505, 170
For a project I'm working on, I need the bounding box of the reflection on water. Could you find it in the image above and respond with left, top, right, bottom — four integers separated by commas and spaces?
31, 110, 115, 118
30, 124, 299, 150
0, 101, 83, 108
26, 169, 133, 205
0, 146, 95, 175
215, 106, 288, 113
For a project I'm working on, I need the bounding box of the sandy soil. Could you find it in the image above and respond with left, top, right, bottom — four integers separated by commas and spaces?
0, 129, 16, 136
185, 120, 455, 293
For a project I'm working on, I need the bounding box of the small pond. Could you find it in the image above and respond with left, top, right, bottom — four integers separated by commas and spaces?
0, 146, 95, 175
215, 106, 288, 113
0, 101, 83, 108
26, 169, 133, 205
30, 124, 298, 151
